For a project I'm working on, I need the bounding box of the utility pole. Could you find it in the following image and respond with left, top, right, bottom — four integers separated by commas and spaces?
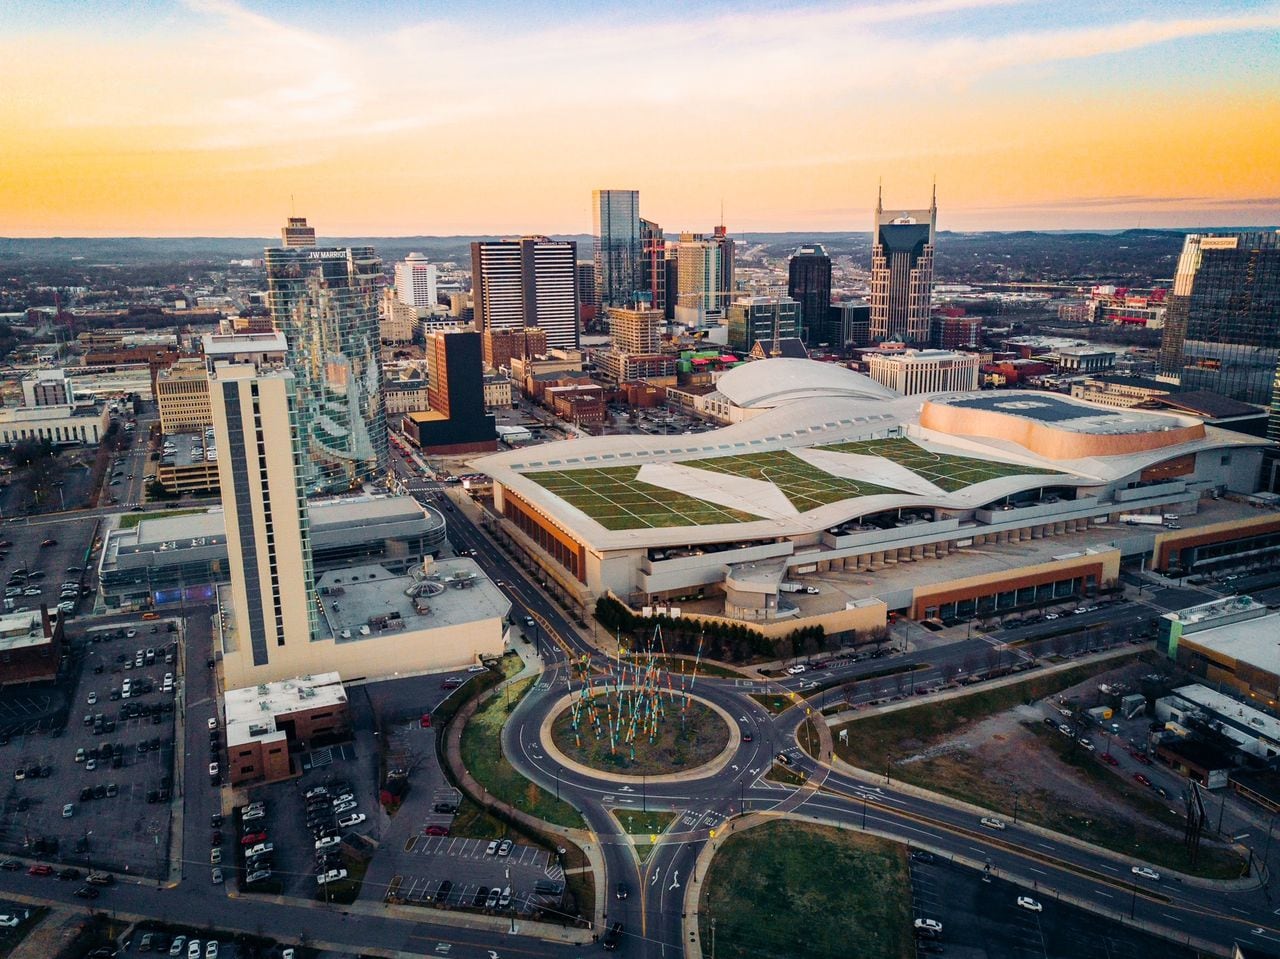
711, 916, 717, 959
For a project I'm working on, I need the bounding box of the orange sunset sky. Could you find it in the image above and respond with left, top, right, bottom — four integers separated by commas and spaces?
1, 0, 1278, 236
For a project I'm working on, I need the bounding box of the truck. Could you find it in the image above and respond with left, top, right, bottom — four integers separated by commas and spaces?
779, 582, 820, 595
1120, 514, 1163, 526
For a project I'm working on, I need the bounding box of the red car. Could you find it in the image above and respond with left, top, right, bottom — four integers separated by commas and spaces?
1130, 751, 1153, 766
424, 825, 450, 837
1133, 773, 1152, 788
27, 864, 52, 876
240, 832, 267, 846
1099, 753, 1119, 766
419, 714, 432, 728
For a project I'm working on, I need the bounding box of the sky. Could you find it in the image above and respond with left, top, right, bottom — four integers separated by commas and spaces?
1, 0, 1278, 236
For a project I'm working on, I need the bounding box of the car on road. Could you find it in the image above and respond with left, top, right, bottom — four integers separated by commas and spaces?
74, 886, 99, 899
441, 677, 463, 690
27, 864, 52, 876
786, 664, 807, 675
615, 882, 628, 899
602, 922, 624, 951
1100, 752, 1119, 766
775, 752, 793, 766
1132, 773, 1152, 788
980, 817, 1006, 830
1043, 612, 1060, 621
1130, 751, 1153, 766
1016, 896, 1042, 912
1077, 738, 1094, 751
1132, 865, 1160, 881
910, 851, 935, 864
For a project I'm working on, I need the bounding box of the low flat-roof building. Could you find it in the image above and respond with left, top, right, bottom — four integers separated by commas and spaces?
1154, 683, 1280, 761
0, 609, 65, 687
224, 672, 350, 786
98, 495, 448, 610
155, 433, 220, 495
1158, 597, 1280, 706
0, 403, 109, 448
220, 559, 507, 688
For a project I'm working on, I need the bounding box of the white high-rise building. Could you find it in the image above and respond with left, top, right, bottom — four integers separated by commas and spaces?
395, 252, 438, 311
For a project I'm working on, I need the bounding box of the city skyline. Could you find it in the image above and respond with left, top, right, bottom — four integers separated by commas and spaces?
1, 0, 1278, 236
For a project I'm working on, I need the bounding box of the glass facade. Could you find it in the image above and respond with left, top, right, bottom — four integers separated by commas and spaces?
726, 297, 800, 353
593, 189, 641, 309
1159, 232, 1280, 409
265, 246, 387, 494
788, 244, 833, 346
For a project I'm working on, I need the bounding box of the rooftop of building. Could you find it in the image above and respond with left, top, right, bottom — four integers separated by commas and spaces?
869, 349, 979, 364
470, 359, 1269, 550
201, 331, 288, 356
1169, 683, 1280, 740
933, 393, 1198, 435
1154, 390, 1265, 420
1053, 346, 1117, 357
315, 559, 509, 642
224, 672, 347, 749
159, 434, 215, 469
0, 611, 51, 653
1174, 613, 1280, 675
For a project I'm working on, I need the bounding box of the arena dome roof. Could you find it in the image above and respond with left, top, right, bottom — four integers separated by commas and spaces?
715, 358, 899, 409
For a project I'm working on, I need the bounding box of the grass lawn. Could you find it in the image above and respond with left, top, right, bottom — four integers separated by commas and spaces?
550, 696, 729, 775
608, 808, 677, 836
830, 653, 1245, 878
684, 449, 902, 511
447, 795, 513, 839
699, 821, 912, 959
461, 676, 586, 829
816, 437, 1059, 492
638, 655, 748, 679
524, 465, 761, 530
765, 763, 807, 787
117, 507, 207, 530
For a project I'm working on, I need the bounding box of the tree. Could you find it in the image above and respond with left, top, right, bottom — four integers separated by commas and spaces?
11, 438, 52, 467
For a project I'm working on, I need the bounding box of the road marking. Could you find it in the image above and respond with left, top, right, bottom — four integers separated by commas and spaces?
1028, 868, 1048, 876
1162, 914, 1183, 924
669, 871, 680, 890
1097, 863, 1118, 872
1036, 842, 1055, 850
1095, 891, 1112, 899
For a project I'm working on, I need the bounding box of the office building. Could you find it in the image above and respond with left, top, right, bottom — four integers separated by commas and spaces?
264, 245, 387, 494
471, 237, 579, 350
483, 327, 548, 373
576, 262, 597, 318
788, 245, 833, 346
640, 219, 667, 312
0, 610, 66, 688
727, 296, 800, 354
1157, 595, 1279, 707
870, 186, 937, 344
930, 316, 982, 350
225, 672, 350, 786
1159, 233, 1280, 419
281, 216, 316, 248
608, 306, 665, 355
593, 189, 642, 309
0, 404, 108, 448
833, 301, 872, 349
155, 359, 211, 434
21, 369, 73, 407
405, 330, 496, 454
867, 349, 980, 395
395, 252, 438, 311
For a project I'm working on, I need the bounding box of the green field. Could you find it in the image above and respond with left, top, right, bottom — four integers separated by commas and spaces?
117, 507, 208, 530
699, 822, 912, 959
525, 465, 761, 530
817, 437, 1058, 492
684, 449, 902, 511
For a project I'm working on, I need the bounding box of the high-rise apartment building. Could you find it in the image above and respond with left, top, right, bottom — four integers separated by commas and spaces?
592, 189, 642, 309
787, 244, 833, 346
1159, 232, 1280, 413
608, 306, 665, 355
395, 252, 438, 311
471, 237, 579, 350
674, 232, 733, 328
264, 245, 387, 494
870, 187, 937, 344
210, 358, 319, 680
727, 296, 800, 353
640, 219, 666, 313
280, 216, 316, 248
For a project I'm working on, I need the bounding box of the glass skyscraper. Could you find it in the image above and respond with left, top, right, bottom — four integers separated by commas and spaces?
788, 243, 833, 346
1159, 232, 1280, 413
870, 187, 937, 345
264, 245, 387, 495
593, 189, 642, 309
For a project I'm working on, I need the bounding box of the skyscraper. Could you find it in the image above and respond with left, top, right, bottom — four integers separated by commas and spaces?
395, 252, 438, 311
870, 186, 937, 344
210, 356, 319, 682
1159, 232, 1280, 412
640, 218, 666, 313
592, 189, 642, 309
264, 245, 387, 494
674, 233, 732, 328
471, 237, 579, 350
280, 216, 316, 248
727, 296, 799, 353
608, 305, 665, 355
788, 244, 833, 346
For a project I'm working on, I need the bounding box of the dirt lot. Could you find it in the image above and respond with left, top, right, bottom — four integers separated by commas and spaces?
838, 658, 1244, 878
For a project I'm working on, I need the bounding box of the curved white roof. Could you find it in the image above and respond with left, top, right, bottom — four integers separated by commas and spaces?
715, 358, 898, 409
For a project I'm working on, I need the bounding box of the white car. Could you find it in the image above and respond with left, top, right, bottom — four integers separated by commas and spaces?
315, 835, 341, 851
1016, 896, 1042, 912
187, 941, 201, 959
125, 629, 137, 638
466, 664, 488, 673
1131, 865, 1160, 881
913, 918, 943, 934
205, 942, 218, 959
786, 664, 807, 675
333, 800, 357, 815
210, 848, 221, 865
207, 717, 218, 730
337, 813, 366, 828
1043, 612, 1060, 621
980, 817, 1006, 830
317, 868, 348, 885
86, 692, 97, 705
208, 762, 219, 778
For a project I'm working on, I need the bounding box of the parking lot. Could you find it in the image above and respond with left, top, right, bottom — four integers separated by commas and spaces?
0, 617, 180, 879
909, 856, 1197, 959
386, 835, 565, 917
